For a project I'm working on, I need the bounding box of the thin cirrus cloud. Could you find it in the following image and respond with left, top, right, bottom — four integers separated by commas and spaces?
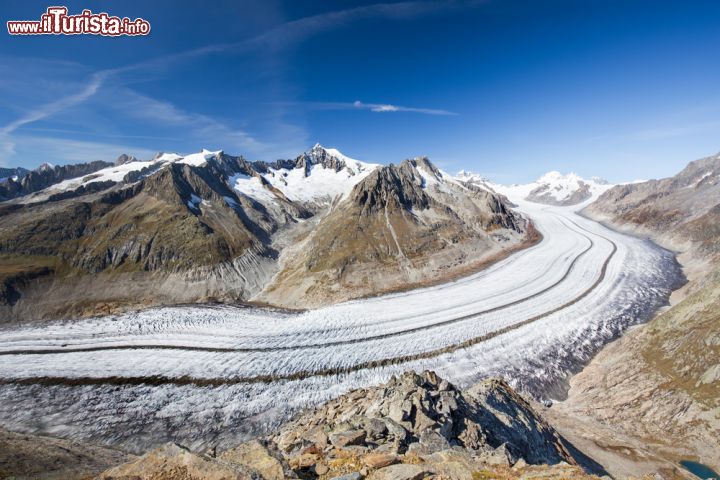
10, 135, 158, 165
0, 1, 480, 165
352, 100, 457, 115
0, 71, 108, 138
114, 89, 265, 151
284, 100, 457, 116
0, 1, 467, 139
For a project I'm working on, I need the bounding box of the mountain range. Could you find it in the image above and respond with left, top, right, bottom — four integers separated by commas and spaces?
0, 146, 718, 479
0, 145, 539, 321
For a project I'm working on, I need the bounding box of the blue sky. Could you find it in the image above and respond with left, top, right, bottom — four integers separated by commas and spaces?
1, 0, 720, 182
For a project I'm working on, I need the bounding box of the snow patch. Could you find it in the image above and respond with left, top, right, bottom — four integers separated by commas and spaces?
230, 173, 277, 204
260, 146, 378, 204
178, 149, 222, 166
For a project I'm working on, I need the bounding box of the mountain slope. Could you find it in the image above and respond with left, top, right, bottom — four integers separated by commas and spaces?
585, 152, 720, 277
548, 152, 720, 476
256, 157, 533, 308
0, 146, 534, 321
0, 154, 283, 322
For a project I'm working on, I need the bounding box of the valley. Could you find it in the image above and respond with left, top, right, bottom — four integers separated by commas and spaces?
3, 4, 717, 477
0, 191, 681, 455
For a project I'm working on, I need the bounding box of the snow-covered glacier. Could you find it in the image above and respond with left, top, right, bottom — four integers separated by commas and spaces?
0, 200, 683, 453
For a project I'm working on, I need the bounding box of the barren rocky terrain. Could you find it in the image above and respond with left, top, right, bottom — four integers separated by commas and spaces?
0, 371, 608, 480
549, 152, 720, 478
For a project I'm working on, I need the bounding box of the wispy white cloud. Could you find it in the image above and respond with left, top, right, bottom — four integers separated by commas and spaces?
108, 0, 465, 75
0, 71, 108, 137
2, 1, 469, 129
0, 71, 109, 165
352, 100, 457, 115
281, 100, 457, 116
20, 127, 181, 142
0, 0, 478, 165
114, 90, 265, 152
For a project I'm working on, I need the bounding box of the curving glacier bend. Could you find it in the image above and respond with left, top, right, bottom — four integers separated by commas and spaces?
0, 199, 682, 453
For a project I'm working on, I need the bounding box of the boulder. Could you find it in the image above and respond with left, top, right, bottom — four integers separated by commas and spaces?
219, 440, 289, 480
367, 463, 428, 480
330, 429, 367, 448
362, 452, 398, 469
96, 443, 257, 479
424, 448, 478, 480
330, 473, 363, 480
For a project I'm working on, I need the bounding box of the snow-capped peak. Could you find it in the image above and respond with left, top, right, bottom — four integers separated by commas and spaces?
491, 171, 614, 207
240, 145, 379, 206
43, 149, 223, 197
36, 162, 54, 172
309, 144, 352, 163
302, 144, 374, 176
153, 149, 222, 166
155, 152, 182, 162
456, 169, 489, 183
536, 171, 585, 185
179, 149, 223, 166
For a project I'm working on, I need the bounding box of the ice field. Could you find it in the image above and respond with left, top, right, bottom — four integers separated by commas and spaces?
0, 200, 683, 452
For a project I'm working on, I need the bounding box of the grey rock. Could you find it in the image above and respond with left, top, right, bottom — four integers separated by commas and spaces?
273, 371, 580, 467
330, 429, 366, 448
418, 430, 451, 455
367, 463, 427, 480
331, 473, 363, 480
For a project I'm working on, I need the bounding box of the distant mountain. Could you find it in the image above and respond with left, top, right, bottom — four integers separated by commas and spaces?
455, 169, 496, 192
0, 167, 29, 183
0, 145, 533, 321
0, 161, 113, 202
454, 170, 612, 206
495, 171, 612, 206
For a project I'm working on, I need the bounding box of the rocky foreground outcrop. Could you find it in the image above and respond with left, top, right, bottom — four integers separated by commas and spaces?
0, 426, 132, 479
95, 371, 603, 480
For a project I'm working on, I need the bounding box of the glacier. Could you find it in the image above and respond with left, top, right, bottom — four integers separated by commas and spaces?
0, 197, 683, 453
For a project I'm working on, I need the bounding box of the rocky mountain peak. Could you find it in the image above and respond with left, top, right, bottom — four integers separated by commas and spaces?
0, 166, 29, 183
273, 370, 584, 471
115, 153, 138, 166
296, 144, 352, 175
456, 169, 489, 183
36, 162, 54, 172
351, 160, 432, 215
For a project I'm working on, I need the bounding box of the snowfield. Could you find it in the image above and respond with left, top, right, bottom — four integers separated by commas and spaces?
0, 197, 682, 453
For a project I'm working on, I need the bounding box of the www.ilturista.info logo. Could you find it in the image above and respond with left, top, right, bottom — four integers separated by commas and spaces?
7, 6, 150, 36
